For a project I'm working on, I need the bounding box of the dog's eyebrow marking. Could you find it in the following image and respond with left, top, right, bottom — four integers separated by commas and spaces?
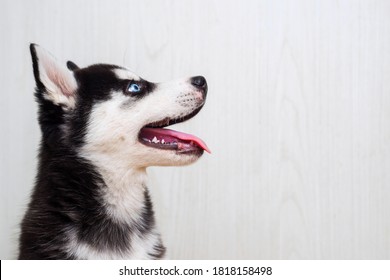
113, 68, 141, 81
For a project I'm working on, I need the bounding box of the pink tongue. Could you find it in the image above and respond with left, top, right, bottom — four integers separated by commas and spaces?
140, 127, 211, 153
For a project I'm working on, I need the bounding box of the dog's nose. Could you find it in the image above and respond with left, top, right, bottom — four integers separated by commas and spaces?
190, 76, 207, 92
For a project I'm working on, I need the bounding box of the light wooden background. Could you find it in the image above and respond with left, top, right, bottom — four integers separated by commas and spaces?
1, 0, 390, 259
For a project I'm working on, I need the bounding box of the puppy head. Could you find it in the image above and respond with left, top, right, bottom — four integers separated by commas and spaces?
30, 44, 209, 170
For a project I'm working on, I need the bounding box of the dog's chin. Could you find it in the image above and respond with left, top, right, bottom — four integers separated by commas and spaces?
136, 145, 204, 167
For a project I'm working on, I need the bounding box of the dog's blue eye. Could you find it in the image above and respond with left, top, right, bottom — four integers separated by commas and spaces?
128, 83, 141, 93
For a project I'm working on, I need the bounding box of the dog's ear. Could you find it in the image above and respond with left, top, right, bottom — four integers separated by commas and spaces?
30, 44, 78, 109
67, 60, 79, 71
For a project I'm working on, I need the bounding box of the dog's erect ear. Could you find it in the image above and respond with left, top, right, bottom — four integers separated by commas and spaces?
30, 44, 78, 109
67, 60, 79, 71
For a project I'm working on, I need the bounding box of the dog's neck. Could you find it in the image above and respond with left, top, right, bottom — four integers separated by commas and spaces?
78, 145, 150, 219
97, 164, 149, 223
69, 152, 165, 259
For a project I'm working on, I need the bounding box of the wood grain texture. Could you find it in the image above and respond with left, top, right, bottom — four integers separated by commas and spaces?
1, 0, 390, 259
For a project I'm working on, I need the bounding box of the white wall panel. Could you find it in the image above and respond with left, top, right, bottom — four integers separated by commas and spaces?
1, 0, 389, 259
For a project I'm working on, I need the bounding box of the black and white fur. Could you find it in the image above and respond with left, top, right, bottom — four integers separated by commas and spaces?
18, 44, 207, 259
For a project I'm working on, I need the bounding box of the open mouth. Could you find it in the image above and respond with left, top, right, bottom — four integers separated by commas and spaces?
138, 108, 210, 154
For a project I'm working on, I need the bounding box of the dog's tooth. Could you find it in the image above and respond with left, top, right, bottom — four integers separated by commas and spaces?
161, 139, 165, 144
152, 136, 159, 143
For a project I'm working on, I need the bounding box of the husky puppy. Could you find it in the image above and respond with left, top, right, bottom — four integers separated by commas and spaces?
18, 44, 209, 259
